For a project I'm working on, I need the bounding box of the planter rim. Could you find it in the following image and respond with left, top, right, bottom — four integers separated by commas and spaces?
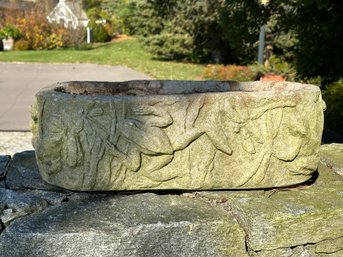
37, 80, 320, 100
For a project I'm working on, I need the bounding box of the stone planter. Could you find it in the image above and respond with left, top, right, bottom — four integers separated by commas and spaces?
31, 80, 325, 191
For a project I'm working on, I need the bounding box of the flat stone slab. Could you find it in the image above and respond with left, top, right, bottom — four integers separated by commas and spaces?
195, 161, 343, 256
0, 188, 48, 226
0, 193, 247, 257
320, 143, 343, 176
31, 80, 325, 191
4, 151, 61, 191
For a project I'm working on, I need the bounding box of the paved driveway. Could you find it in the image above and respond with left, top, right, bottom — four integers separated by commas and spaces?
0, 62, 150, 131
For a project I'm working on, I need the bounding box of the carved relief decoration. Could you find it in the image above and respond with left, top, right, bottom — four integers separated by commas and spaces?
31, 81, 325, 190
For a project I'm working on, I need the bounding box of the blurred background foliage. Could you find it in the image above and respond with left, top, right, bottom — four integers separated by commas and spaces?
97, 0, 342, 82
0, 0, 342, 135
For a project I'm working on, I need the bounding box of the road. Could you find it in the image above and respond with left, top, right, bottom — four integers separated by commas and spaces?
0, 62, 150, 131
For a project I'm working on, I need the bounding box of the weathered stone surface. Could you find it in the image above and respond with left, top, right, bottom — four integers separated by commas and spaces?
248, 247, 293, 257
4, 151, 62, 191
0, 146, 342, 256
320, 143, 343, 176
0, 188, 48, 226
0, 155, 10, 173
313, 237, 343, 255
0, 155, 10, 188
2, 151, 105, 202
195, 163, 343, 253
0, 193, 247, 257
27, 189, 69, 205
249, 243, 343, 257
31, 80, 325, 191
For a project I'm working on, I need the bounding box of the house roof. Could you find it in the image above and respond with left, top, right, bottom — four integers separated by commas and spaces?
47, 0, 88, 22
46, 0, 88, 28
64, 0, 87, 21
0, 0, 35, 11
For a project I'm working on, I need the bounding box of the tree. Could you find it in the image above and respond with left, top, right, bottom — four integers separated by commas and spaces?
268, 0, 343, 82
124, 0, 265, 64
82, 0, 102, 11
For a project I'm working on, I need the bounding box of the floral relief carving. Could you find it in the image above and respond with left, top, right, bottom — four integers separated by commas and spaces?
39, 97, 309, 189
33, 81, 324, 190
37, 108, 84, 175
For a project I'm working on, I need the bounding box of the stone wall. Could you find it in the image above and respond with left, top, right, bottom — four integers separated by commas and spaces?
0, 144, 342, 257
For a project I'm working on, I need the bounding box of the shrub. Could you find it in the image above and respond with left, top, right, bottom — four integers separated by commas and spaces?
143, 32, 195, 60
0, 25, 21, 40
93, 24, 110, 42
91, 23, 110, 42
267, 1, 343, 82
202, 57, 296, 81
14, 39, 30, 50
124, 0, 265, 63
8, 7, 87, 50
296, 76, 322, 87
15, 9, 67, 49
322, 80, 343, 134
87, 18, 110, 43
103, 22, 116, 38
86, 6, 112, 42
202, 65, 256, 81
101, 0, 140, 36
62, 27, 86, 48
250, 56, 296, 81
44, 33, 65, 49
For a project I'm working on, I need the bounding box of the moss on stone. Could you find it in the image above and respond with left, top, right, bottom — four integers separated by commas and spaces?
320, 143, 343, 177
193, 163, 343, 252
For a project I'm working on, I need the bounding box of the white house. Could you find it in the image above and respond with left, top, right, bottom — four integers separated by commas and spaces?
47, 0, 88, 29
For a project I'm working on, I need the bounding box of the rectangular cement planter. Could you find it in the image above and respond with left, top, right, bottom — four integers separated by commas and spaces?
31, 80, 325, 191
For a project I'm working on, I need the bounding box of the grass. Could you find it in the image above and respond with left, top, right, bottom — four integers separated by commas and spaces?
0, 39, 205, 80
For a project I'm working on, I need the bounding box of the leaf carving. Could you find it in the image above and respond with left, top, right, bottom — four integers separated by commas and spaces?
271, 108, 283, 139
63, 131, 78, 167
185, 96, 205, 129
88, 107, 103, 117
130, 104, 173, 128
119, 119, 173, 155
241, 129, 256, 154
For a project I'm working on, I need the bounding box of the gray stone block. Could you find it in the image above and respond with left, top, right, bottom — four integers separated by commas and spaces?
4, 151, 62, 191
0, 155, 10, 173
196, 163, 343, 253
0, 188, 48, 226
320, 143, 343, 176
0, 155, 11, 188
0, 193, 247, 257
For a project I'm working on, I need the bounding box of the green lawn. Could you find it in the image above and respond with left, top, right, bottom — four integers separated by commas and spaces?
0, 39, 205, 80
